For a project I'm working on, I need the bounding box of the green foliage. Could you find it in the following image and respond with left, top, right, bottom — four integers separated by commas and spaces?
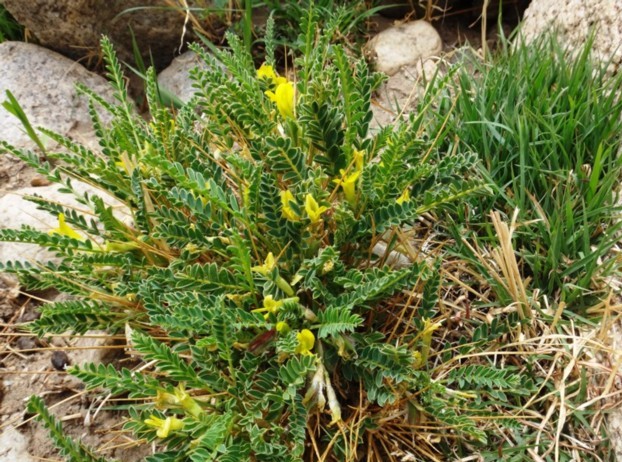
1, 14, 488, 462
253, 1, 384, 56
436, 34, 622, 306
27, 396, 111, 462
0, 5, 22, 42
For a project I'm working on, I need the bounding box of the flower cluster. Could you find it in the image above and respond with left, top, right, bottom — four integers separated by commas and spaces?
257, 63, 295, 119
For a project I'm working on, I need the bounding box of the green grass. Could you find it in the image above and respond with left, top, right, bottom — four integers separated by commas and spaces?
437, 33, 622, 307
0, 5, 22, 42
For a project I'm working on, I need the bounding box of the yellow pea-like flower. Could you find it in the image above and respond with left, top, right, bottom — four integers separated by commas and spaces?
48, 213, 83, 241
352, 149, 365, 172
252, 252, 276, 276
280, 190, 299, 221
143, 415, 184, 439
266, 81, 295, 119
333, 169, 361, 205
257, 63, 287, 86
396, 188, 411, 205
251, 295, 284, 319
295, 329, 316, 355
304, 194, 328, 224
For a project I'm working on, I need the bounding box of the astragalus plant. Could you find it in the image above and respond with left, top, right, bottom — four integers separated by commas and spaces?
0, 13, 486, 462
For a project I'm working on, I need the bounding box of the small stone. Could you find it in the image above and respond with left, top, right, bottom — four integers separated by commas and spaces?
366, 20, 442, 76
51, 350, 70, 370
30, 175, 51, 187
14, 336, 37, 353
18, 308, 41, 323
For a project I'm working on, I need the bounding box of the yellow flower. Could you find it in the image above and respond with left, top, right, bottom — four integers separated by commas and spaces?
257, 63, 277, 81
257, 63, 287, 86
304, 194, 328, 224
295, 329, 315, 355
352, 149, 365, 172
276, 321, 290, 334
252, 295, 284, 319
252, 252, 276, 276
333, 169, 361, 205
155, 384, 202, 417
266, 81, 295, 119
144, 415, 184, 439
49, 213, 83, 240
280, 190, 299, 221
396, 188, 411, 205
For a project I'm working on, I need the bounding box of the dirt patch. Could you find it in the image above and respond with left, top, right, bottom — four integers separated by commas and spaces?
0, 285, 151, 461
0, 155, 40, 198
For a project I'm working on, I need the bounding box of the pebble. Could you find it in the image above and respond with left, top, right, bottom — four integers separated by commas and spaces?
366, 20, 442, 76
50, 350, 70, 370
30, 175, 51, 187
14, 336, 37, 353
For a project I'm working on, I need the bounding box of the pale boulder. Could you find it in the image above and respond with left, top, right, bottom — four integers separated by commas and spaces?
157, 50, 210, 104
366, 20, 442, 76
519, 0, 622, 75
0, 41, 114, 151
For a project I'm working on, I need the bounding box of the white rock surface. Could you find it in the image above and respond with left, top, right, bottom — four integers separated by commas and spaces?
366, 20, 442, 76
371, 57, 443, 131
158, 50, 210, 104
0, 426, 36, 462
519, 0, 622, 75
0, 183, 131, 264
0, 41, 114, 151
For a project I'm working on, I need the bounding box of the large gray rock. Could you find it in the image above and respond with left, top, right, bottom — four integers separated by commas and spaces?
520, 0, 622, 75
0, 0, 214, 71
366, 20, 442, 76
0, 41, 114, 151
157, 50, 209, 104
0, 426, 36, 462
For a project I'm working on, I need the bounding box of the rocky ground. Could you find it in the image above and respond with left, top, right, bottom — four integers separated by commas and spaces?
0, 1, 621, 460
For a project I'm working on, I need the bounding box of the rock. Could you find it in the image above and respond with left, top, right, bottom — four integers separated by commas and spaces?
14, 336, 37, 353
50, 350, 70, 371
72, 330, 122, 366
0, 155, 40, 195
157, 50, 210, 104
0, 41, 115, 151
0, 183, 131, 265
610, 407, 622, 460
371, 57, 444, 131
366, 20, 442, 76
30, 176, 51, 187
0, 274, 19, 321
0, 426, 36, 462
519, 0, 622, 75
1, 0, 215, 72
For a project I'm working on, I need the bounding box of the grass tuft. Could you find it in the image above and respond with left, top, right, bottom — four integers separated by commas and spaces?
438, 32, 622, 307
